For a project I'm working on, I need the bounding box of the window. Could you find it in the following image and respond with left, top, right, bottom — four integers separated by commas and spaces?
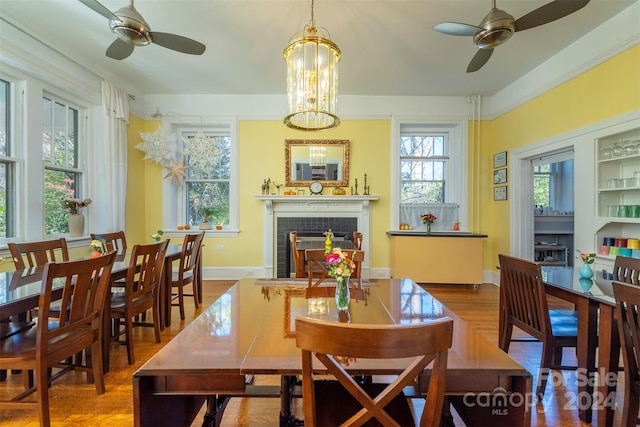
392, 119, 467, 231
42, 95, 84, 235
533, 164, 551, 207
0, 79, 15, 238
183, 130, 231, 226
164, 121, 238, 232
400, 133, 447, 203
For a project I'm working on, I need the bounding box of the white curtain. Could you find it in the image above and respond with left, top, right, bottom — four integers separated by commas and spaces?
101, 81, 129, 231
399, 203, 459, 231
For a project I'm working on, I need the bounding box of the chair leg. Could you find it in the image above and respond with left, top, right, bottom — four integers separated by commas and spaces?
537, 342, 554, 400
621, 383, 639, 427
499, 322, 513, 353
89, 341, 106, 395
125, 316, 135, 365
178, 286, 185, 320
192, 282, 199, 309
36, 366, 50, 427
152, 307, 161, 343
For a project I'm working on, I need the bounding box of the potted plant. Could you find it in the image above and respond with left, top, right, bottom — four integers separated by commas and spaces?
199, 207, 215, 230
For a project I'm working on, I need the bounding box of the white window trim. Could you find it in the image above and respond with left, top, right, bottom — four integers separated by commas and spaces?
161, 116, 239, 237
391, 116, 469, 231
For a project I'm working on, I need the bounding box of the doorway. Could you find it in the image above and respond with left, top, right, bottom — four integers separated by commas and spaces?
532, 154, 575, 266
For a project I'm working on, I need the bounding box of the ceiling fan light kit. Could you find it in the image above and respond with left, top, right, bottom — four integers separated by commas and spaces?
433, 0, 591, 72
283, 0, 341, 131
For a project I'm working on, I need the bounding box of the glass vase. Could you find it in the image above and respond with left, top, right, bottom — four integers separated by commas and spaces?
335, 276, 350, 311
579, 263, 593, 279
426, 223, 431, 234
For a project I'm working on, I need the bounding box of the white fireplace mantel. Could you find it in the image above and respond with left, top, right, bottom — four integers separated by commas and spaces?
256, 195, 379, 278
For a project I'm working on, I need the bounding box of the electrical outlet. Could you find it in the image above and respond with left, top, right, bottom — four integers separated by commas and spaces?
216, 245, 224, 251
246, 269, 255, 276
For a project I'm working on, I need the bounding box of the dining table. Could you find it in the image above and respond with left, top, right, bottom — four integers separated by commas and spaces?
133, 278, 532, 427
537, 266, 621, 426
0, 243, 185, 374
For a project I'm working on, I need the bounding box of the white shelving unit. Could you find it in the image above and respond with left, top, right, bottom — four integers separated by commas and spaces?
594, 129, 640, 271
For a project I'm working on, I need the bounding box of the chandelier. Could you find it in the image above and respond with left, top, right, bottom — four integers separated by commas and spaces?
283, 0, 341, 131
309, 146, 327, 166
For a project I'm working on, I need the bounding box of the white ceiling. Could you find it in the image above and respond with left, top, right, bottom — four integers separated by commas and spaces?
0, 0, 636, 97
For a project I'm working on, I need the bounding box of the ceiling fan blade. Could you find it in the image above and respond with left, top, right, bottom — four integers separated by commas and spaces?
514, 0, 590, 32
150, 32, 206, 55
78, 0, 120, 21
433, 22, 483, 37
467, 48, 494, 73
106, 39, 135, 60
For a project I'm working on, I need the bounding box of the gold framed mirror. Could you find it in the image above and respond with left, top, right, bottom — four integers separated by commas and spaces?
285, 139, 349, 188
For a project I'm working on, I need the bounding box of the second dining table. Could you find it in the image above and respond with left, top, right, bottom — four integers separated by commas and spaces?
538, 266, 622, 426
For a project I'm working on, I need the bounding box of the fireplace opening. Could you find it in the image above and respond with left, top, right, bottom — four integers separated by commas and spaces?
277, 217, 358, 278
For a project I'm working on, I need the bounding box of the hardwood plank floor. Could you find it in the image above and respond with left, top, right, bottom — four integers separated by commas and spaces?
0, 281, 625, 426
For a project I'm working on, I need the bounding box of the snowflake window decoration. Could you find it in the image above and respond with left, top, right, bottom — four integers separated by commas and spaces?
182, 130, 222, 167
135, 126, 177, 164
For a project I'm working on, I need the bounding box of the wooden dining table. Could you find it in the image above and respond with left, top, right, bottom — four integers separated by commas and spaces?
133, 278, 532, 427
530, 266, 620, 426
0, 243, 185, 374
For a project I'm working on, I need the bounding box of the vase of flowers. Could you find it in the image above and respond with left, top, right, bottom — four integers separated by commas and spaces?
89, 239, 105, 258
421, 212, 437, 234
61, 198, 92, 238
577, 250, 595, 279
325, 248, 356, 311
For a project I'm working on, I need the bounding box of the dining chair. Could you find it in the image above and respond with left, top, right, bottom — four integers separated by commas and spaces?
110, 240, 169, 365
8, 238, 70, 269
353, 231, 363, 250
290, 231, 306, 278
90, 231, 128, 254
295, 316, 453, 427
612, 256, 640, 285
170, 233, 204, 320
498, 254, 578, 400
612, 281, 640, 427
0, 251, 117, 427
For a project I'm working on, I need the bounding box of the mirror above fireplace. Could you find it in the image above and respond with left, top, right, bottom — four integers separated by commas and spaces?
285, 139, 349, 188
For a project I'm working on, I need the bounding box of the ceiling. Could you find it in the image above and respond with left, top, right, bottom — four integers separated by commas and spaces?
0, 0, 636, 97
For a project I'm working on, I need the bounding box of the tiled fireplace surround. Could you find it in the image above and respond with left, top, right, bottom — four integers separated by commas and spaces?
257, 196, 377, 278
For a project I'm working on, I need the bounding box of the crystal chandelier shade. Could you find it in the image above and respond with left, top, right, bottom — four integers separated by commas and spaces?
309, 146, 327, 166
283, 1, 341, 131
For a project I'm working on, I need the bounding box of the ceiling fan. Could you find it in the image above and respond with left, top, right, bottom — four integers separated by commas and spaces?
433, 0, 590, 73
79, 0, 206, 60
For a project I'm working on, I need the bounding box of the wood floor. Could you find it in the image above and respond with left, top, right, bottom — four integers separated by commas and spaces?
0, 281, 626, 426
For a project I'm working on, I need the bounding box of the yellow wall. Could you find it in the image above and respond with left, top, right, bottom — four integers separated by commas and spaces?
125, 45, 639, 277
481, 44, 640, 272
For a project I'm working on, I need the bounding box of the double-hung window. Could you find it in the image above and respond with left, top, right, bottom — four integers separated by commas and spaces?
42, 94, 85, 235
0, 79, 15, 238
393, 119, 467, 231
163, 121, 237, 233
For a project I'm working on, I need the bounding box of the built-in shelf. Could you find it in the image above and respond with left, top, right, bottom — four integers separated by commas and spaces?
535, 215, 574, 266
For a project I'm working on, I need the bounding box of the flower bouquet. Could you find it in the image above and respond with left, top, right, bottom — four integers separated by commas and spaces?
61, 198, 92, 214
325, 248, 356, 311
421, 212, 437, 233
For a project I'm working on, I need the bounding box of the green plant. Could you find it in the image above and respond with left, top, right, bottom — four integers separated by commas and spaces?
201, 207, 216, 223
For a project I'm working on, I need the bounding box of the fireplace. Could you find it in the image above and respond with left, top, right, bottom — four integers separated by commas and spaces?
257, 195, 378, 278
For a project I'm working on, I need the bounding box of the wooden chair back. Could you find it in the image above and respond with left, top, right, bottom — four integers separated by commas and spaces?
169, 233, 204, 321
0, 252, 117, 426
353, 231, 363, 250
295, 316, 453, 427
290, 232, 306, 278
498, 254, 552, 343
613, 256, 640, 285
8, 238, 70, 269
126, 240, 169, 303
90, 231, 128, 254
305, 249, 331, 288
612, 281, 640, 426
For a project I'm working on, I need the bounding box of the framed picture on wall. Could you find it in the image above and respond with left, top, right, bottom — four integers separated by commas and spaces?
493, 151, 507, 168
494, 168, 507, 184
494, 186, 508, 201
